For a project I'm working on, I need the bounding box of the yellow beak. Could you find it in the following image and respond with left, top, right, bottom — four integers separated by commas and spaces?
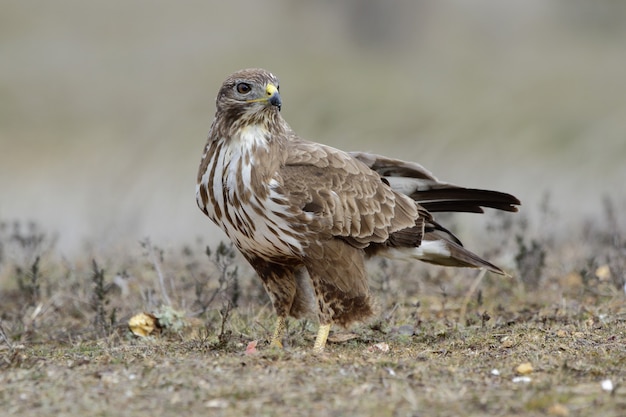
247, 83, 281, 110
266, 83, 282, 109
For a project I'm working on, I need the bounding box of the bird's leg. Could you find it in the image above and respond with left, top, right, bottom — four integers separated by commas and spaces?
312, 323, 331, 353
269, 316, 286, 349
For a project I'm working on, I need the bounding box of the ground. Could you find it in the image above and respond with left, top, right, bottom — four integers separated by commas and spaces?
1, 205, 625, 417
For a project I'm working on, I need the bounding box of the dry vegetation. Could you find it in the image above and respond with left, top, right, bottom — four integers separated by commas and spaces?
1, 198, 625, 417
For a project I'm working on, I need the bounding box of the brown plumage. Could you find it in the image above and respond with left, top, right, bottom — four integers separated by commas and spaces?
196, 68, 520, 351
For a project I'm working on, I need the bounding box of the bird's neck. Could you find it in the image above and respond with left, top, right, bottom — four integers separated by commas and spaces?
213, 109, 287, 142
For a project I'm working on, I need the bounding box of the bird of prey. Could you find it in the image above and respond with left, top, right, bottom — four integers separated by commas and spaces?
196, 68, 520, 352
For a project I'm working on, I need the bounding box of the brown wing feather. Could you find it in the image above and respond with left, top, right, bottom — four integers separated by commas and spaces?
280, 140, 419, 244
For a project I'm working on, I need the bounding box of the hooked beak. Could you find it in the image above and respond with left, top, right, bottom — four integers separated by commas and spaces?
265, 83, 282, 110
247, 83, 281, 111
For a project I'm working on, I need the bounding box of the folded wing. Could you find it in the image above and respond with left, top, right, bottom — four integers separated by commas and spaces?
280, 140, 420, 245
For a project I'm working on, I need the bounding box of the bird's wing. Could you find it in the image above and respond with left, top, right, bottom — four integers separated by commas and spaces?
350, 151, 520, 213
279, 139, 419, 244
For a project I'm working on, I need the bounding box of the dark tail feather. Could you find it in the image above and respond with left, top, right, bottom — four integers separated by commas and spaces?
421, 221, 507, 275
414, 188, 521, 213
377, 218, 509, 276
426, 237, 506, 275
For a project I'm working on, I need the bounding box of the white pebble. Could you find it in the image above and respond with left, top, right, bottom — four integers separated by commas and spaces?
512, 376, 532, 384
491, 369, 500, 376
601, 379, 613, 392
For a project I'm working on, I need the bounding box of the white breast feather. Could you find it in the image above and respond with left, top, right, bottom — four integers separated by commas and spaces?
199, 125, 304, 258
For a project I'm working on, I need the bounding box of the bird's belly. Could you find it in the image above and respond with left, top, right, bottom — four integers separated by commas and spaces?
226, 207, 303, 258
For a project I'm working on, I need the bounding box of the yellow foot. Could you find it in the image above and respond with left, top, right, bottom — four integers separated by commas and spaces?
313, 323, 331, 353
269, 316, 286, 349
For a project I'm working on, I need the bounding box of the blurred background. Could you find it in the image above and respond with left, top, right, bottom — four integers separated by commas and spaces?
1, 0, 625, 256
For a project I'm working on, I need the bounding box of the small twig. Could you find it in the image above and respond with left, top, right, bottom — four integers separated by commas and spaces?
143, 239, 171, 306
384, 303, 400, 322
459, 269, 487, 325
91, 260, 111, 337
217, 301, 233, 346
0, 321, 13, 351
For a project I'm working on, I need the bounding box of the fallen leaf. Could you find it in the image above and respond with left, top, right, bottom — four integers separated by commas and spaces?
128, 312, 158, 337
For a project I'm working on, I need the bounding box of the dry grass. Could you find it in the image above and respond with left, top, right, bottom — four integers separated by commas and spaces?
1, 201, 625, 417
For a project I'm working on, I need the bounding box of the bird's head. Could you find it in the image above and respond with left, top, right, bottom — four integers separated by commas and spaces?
215, 68, 282, 120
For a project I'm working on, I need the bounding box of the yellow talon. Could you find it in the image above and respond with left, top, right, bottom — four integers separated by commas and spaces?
270, 339, 283, 349
313, 323, 331, 353
269, 316, 286, 348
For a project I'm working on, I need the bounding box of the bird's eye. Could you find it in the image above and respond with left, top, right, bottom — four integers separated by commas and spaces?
236, 83, 251, 94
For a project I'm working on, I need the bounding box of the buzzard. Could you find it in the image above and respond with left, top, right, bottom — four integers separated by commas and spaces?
196, 68, 520, 352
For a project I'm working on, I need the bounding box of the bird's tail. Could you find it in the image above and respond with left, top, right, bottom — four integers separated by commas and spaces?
352, 151, 517, 275
412, 237, 506, 276
378, 220, 507, 275
350, 151, 520, 214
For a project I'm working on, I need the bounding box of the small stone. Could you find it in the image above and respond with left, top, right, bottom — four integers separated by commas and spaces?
244, 340, 258, 355
515, 362, 533, 375
385, 367, 396, 376
595, 265, 611, 281
205, 399, 229, 409
368, 342, 390, 353
601, 379, 614, 392
501, 336, 514, 348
